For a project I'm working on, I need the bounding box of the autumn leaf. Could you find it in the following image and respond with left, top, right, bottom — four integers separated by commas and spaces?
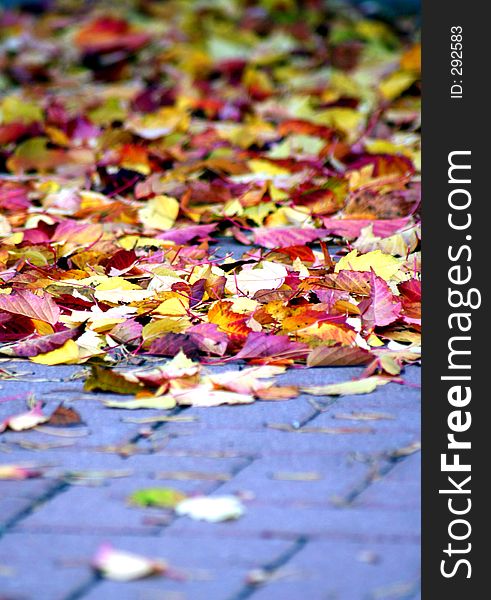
302, 376, 394, 397
129, 488, 187, 509
84, 366, 144, 395
30, 339, 80, 365
0, 328, 78, 358
359, 271, 402, 330
91, 544, 166, 582
0, 402, 48, 433
307, 344, 374, 367
335, 250, 403, 281
208, 301, 251, 340
175, 495, 245, 522
0, 290, 60, 325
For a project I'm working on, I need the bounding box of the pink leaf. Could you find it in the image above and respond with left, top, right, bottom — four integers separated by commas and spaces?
157, 224, 217, 244
320, 217, 412, 240
0, 290, 60, 325
253, 228, 329, 249
0, 402, 48, 433
359, 271, 401, 330
232, 333, 309, 361
188, 323, 229, 356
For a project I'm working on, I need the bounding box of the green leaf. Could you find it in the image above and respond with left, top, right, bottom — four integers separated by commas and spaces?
129, 487, 187, 508
84, 366, 143, 395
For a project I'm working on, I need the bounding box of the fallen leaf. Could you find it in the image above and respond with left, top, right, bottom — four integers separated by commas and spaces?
301, 376, 394, 397
47, 404, 83, 427
175, 495, 245, 522
0, 291, 60, 325
0, 402, 48, 433
30, 339, 80, 365
129, 488, 187, 509
0, 464, 43, 479
91, 544, 166, 582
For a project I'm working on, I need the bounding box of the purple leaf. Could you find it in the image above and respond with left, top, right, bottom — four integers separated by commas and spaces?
253, 228, 330, 249
232, 332, 309, 361
4, 328, 78, 358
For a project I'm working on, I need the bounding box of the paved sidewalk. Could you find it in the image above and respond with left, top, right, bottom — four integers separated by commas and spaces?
0, 361, 420, 600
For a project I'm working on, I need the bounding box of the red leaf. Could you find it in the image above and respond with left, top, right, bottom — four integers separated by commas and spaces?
267, 245, 316, 263
106, 249, 137, 276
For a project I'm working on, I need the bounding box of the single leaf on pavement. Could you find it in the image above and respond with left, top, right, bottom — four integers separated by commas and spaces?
175, 495, 245, 522
301, 376, 394, 397
129, 488, 187, 509
92, 544, 166, 582
0, 402, 48, 433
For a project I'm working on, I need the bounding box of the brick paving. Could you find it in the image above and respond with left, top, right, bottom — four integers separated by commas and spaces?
0, 361, 420, 600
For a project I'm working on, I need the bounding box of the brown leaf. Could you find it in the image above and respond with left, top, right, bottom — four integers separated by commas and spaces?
47, 404, 84, 427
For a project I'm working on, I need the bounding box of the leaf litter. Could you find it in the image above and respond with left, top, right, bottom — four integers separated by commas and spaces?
0, 0, 420, 541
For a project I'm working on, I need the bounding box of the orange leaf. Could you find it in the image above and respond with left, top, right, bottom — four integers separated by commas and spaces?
207, 301, 251, 340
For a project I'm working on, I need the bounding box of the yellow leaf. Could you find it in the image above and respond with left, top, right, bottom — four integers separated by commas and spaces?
138, 195, 180, 231
142, 318, 190, 342
32, 320, 54, 336
364, 139, 413, 159
367, 334, 385, 347
126, 107, 190, 140
94, 277, 153, 304
248, 160, 290, 177
154, 295, 190, 317
119, 236, 168, 250
379, 70, 417, 101
0, 96, 43, 125
335, 250, 402, 281
31, 339, 80, 365
314, 108, 363, 135
95, 277, 142, 292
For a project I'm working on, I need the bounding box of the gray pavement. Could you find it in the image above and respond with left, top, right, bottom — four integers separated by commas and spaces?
0, 360, 420, 600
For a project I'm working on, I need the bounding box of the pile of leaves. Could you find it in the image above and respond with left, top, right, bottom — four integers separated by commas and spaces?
0, 0, 420, 407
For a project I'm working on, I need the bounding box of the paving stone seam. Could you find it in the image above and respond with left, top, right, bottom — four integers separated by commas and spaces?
227, 535, 308, 600
60, 456, 259, 598
0, 480, 70, 540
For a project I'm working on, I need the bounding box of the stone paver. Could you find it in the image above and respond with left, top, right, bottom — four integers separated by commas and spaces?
0, 361, 420, 599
